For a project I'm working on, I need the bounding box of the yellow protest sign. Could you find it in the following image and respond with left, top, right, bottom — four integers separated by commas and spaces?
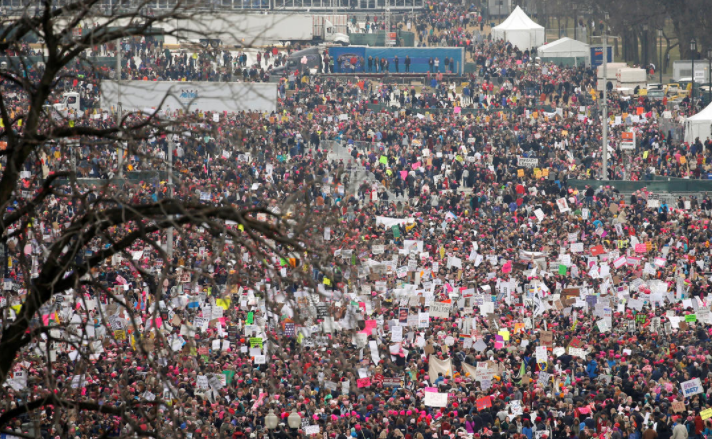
216, 298, 231, 310
701, 408, 712, 420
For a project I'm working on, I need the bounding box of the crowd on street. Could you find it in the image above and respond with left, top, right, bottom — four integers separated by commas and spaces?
5, 4, 712, 439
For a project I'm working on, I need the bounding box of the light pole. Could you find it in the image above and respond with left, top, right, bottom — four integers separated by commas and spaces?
658, 29, 663, 84
601, 13, 609, 181
691, 38, 696, 103
708, 49, 712, 105
287, 409, 301, 432
116, 41, 123, 178
265, 409, 279, 439
167, 138, 174, 261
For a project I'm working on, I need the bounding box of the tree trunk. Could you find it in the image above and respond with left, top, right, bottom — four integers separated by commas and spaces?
673, 17, 691, 60
564, 16, 569, 38
664, 41, 679, 74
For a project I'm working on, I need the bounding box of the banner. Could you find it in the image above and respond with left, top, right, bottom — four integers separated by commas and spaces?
428, 355, 452, 383
375, 216, 415, 228
462, 362, 477, 378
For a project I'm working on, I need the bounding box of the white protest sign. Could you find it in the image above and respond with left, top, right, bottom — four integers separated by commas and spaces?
569, 347, 587, 359
681, 378, 703, 397
423, 392, 449, 407
429, 302, 451, 318
556, 198, 570, 213
391, 325, 403, 342
517, 157, 538, 168
536, 346, 548, 363
196, 375, 210, 389
304, 426, 321, 436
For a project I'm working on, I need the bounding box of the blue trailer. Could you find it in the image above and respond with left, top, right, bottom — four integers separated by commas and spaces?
328, 46, 465, 75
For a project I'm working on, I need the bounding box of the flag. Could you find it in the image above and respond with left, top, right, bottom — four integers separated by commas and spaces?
515, 360, 526, 385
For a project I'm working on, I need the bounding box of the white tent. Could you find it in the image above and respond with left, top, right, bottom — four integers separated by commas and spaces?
538, 37, 590, 66
685, 102, 712, 143
491, 6, 545, 51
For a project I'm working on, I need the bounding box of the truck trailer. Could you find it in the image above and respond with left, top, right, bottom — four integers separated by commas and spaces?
171, 13, 349, 47
99, 81, 278, 114
596, 62, 628, 92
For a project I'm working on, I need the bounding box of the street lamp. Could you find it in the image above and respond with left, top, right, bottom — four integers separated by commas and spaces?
265, 409, 279, 430
600, 11, 609, 181
658, 29, 663, 84
691, 38, 696, 102
265, 409, 279, 438
287, 409, 301, 429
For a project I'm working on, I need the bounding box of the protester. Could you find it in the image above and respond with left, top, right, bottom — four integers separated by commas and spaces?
4, 5, 712, 439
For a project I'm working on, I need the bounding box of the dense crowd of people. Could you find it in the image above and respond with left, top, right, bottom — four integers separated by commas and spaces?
4, 4, 712, 439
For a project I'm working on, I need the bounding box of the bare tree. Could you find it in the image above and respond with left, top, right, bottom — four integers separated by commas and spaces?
0, 1, 345, 438
581, 0, 712, 63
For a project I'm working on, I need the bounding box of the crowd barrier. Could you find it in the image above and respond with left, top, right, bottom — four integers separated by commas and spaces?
365, 103, 555, 114
57, 171, 170, 187
569, 179, 712, 193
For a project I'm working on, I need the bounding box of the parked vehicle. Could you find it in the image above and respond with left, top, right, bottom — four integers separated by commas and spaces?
270, 47, 323, 78
52, 91, 91, 113
645, 89, 665, 100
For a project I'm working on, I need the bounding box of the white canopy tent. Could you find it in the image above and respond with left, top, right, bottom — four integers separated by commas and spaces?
491, 6, 545, 51
685, 102, 712, 143
537, 37, 590, 66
